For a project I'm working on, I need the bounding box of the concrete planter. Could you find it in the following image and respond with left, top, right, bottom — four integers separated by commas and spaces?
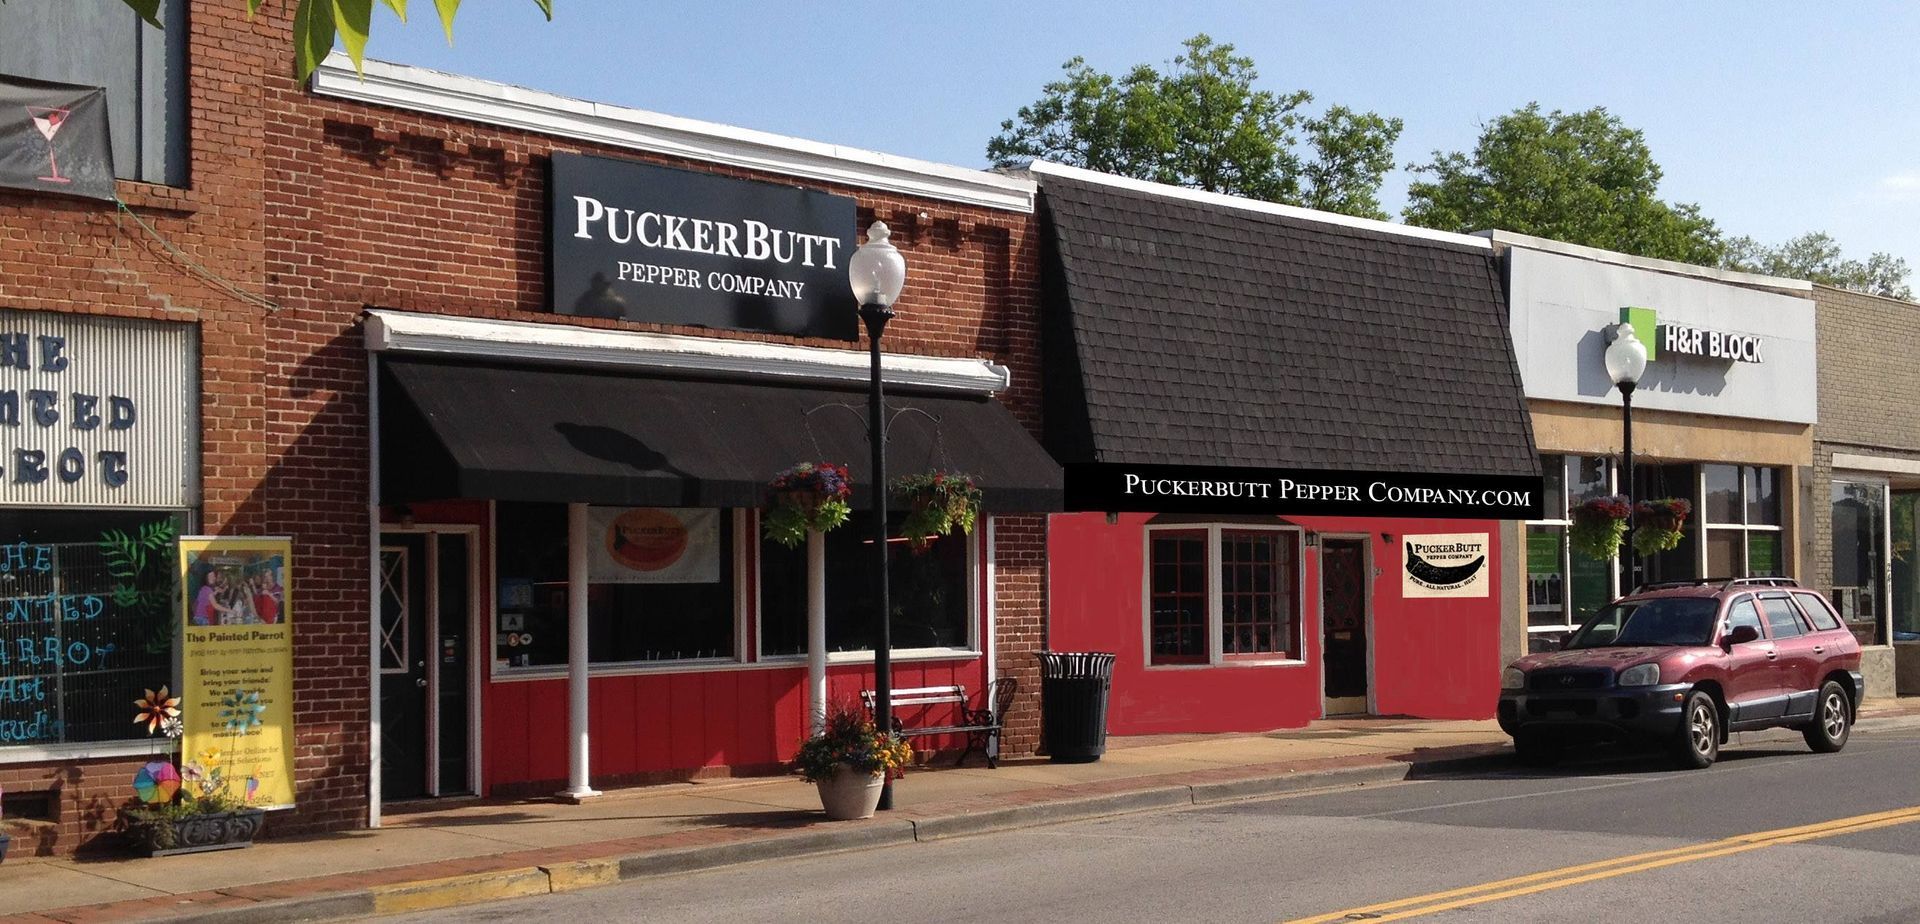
815, 766, 883, 820
129, 808, 265, 857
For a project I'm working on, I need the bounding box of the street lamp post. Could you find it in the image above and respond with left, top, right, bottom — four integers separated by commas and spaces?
1605, 322, 1649, 589
850, 221, 906, 811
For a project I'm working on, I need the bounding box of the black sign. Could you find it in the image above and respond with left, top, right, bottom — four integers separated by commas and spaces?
1065, 463, 1545, 520
0, 75, 115, 202
548, 152, 859, 340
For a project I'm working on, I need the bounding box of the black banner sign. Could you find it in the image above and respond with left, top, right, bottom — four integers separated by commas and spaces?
548, 152, 858, 340
1065, 463, 1544, 520
0, 76, 115, 202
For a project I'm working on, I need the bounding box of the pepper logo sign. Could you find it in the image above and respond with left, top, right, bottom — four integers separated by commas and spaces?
1402, 533, 1490, 598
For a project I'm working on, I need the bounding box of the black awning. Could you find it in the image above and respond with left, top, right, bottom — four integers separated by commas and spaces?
378, 357, 1062, 512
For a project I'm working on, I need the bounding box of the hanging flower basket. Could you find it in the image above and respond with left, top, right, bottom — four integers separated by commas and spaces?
1569, 494, 1632, 561
763, 462, 853, 549
1633, 497, 1692, 558
893, 471, 982, 553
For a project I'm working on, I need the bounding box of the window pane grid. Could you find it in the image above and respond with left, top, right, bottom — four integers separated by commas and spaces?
1148, 531, 1209, 664
1220, 530, 1294, 657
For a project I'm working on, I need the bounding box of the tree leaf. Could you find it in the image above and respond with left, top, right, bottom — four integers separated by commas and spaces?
122, 0, 164, 27
332, 0, 374, 74
434, 0, 459, 44
293, 0, 338, 83
381, 0, 407, 21
247, 0, 265, 18
530, 0, 552, 20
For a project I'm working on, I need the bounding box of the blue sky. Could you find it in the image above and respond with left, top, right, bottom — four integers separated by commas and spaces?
365, 1, 1920, 269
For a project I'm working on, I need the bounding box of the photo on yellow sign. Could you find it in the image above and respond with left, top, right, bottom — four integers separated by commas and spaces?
178, 536, 295, 810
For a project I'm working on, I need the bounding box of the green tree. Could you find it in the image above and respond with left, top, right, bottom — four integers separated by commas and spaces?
1403, 104, 1724, 265
988, 34, 1404, 219
1723, 232, 1913, 300
114, 0, 553, 81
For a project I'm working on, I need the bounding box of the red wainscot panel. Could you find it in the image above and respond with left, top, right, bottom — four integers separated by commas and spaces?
480, 656, 986, 793
1047, 513, 1505, 736
1289, 517, 1504, 722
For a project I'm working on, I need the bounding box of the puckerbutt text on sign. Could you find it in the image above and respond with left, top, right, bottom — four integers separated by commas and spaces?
1064, 463, 1543, 520
548, 152, 858, 340
1402, 533, 1491, 598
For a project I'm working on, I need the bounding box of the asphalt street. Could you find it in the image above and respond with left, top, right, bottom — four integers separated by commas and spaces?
379, 725, 1920, 923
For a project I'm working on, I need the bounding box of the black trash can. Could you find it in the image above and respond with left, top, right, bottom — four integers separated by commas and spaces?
1037, 651, 1116, 763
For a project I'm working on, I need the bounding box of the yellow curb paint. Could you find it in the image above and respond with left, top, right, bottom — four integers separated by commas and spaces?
369, 867, 553, 914
544, 859, 621, 892
1288, 804, 1920, 923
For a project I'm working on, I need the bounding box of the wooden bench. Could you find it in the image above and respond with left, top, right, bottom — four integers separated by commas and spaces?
861, 678, 1017, 768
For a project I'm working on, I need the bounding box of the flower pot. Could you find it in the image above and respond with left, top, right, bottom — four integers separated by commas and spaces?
129, 808, 265, 857
815, 766, 884, 820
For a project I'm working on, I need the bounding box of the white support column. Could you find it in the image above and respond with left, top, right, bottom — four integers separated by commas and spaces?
560, 502, 600, 802
806, 528, 827, 735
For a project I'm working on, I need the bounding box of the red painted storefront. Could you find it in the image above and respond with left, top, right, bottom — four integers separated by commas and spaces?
1049, 513, 1505, 735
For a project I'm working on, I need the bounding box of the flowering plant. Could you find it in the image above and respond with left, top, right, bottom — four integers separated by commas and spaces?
124, 685, 264, 849
1633, 498, 1692, 557
763, 462, 853, 548
893, 471, 982, 553
1569, 494, 1632, 560
793, 703, 913, 784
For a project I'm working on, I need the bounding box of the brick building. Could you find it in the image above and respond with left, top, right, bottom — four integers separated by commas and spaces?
1806, 285, 1920, 696
2, 4, 1055, 853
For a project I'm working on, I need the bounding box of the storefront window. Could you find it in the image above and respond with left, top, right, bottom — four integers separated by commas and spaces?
1146, 526, 1300, 665
1698, 464, 1784, 579
493, 503, 741, 668
1894, 492, 1918, 642
759, 511, 973, 657
1526, 455, 1616, 652
1831, 481, 1887, 646
1634, 463, 1701, 585
0, 509, 186, 748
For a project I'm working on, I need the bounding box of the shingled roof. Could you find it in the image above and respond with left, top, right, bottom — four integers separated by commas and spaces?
1033, 161, 1538, 478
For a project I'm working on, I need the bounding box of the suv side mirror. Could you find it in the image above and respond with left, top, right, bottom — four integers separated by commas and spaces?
1723, 625, 1761, 648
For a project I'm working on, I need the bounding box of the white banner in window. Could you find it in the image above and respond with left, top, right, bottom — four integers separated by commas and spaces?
1402, 532, 1490, 598
588, 507, 719, 583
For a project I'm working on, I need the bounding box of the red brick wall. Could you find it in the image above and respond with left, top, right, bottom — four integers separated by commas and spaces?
0, 7, 280, 854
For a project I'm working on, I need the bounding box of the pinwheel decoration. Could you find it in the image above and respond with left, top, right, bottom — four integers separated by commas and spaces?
132, 761, 180, 805
220, 689, 266, 734
132, 686, 181, 735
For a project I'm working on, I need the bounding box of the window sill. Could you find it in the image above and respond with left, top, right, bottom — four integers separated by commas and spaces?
0, 739, 174, 764
489, 648, 982, 681
1146, 658, 1308, 671
114, 179, 199, 215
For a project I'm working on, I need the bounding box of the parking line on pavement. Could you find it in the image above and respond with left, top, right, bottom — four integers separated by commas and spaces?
1285, 804, 1920, 923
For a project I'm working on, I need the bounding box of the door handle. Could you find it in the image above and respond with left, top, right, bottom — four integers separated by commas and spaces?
416, 677, 428, 688
1766, 650, 1778, 660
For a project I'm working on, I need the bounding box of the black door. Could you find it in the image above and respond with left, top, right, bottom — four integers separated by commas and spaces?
379, 534, 430, 801
1322, 539, 1369, 703
434, 533, 471, 795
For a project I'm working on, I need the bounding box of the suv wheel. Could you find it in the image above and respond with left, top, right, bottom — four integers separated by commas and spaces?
1802, 681, 1851, 753
1671, 690, 1720, 770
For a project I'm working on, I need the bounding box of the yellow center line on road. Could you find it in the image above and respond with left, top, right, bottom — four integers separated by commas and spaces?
1285, 804, 1920, 923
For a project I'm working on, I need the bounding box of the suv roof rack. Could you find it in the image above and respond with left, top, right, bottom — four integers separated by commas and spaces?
1629, 576, 1801, 594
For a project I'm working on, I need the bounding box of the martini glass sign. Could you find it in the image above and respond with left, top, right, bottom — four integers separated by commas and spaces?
25, 106, 72, 184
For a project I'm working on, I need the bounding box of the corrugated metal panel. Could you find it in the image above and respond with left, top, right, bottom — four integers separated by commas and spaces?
0, 309, 197, 507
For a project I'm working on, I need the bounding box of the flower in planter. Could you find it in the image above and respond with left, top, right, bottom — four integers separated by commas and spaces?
763, 462, 854, 549
1633, 497, 1693, 557
1569, 494, 1632, 561
892, 471, 982, 553
794, 703, 913, 784
132, 686, 181, 735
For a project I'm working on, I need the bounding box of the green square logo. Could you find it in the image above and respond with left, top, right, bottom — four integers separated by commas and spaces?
1619, 306, 1657, 361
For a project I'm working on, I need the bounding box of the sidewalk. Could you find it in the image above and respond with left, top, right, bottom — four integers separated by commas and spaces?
5, 704, 1917, 923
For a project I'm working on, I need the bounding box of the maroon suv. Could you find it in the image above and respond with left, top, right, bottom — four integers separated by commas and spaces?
1498, 578, 1864, 769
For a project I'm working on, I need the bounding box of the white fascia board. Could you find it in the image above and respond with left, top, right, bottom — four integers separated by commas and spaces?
1830, 453, 1920, 477
1028, 160, 1492, 251
1476, 229, 1813, 292
311, 54, 1035, 214
363, 310, 1011, 395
